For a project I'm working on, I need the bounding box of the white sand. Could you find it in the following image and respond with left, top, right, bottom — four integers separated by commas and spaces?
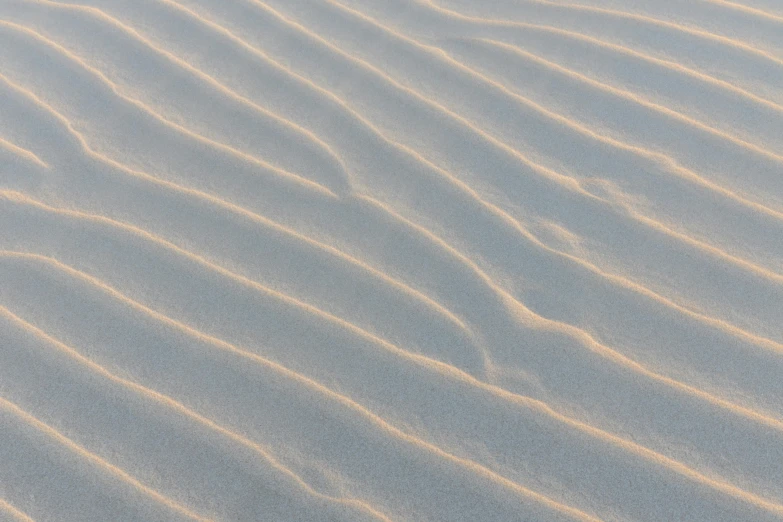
1, 0, 782, 520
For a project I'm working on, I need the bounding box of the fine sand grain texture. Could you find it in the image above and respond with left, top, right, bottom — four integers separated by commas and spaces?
1, 0, 782, 520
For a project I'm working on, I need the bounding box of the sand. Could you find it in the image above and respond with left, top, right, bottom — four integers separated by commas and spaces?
1, 0, 782, 520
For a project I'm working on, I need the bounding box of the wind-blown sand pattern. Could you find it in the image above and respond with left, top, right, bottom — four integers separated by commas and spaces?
1, 0, 782, 520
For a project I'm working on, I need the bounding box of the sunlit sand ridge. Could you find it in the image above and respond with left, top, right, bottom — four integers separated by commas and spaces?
1, 0, 782, 520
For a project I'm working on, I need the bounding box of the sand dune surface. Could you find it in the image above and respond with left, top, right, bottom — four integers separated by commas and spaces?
2, 0, 782, 520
